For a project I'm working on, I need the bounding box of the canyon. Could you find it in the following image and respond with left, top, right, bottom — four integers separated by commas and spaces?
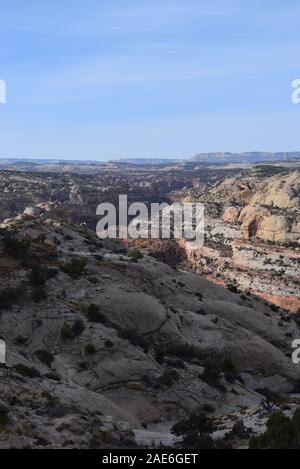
0, 160, 299, 449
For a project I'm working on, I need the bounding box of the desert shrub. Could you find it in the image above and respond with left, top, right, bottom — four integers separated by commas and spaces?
227, 284, 240, 294
222, 355, 236, 374
215, 440, 233, 450
86, 304, 108, 324
61, 322, 75, 341
71, 319, 85, 337
104, 340, 114, 348
201, 359, 225, 392
0, 410, 9, 432
0, 286, 23, 310
127, 249, 143, 261
15, 364, 41, 379
165, 343, 203, 361
155, 348, 165, 365
256, 388, 283, 409
79, 361, 88, 371
35, 349, 55, 368
159, 369, 178, 387
202, 404, 216, 414
61, 258, 87, 278
14, 335, 28, 346
249, 410, 300, 449
29, 266, 57, 287
85, 344, 97, 355
172, 411, 215, 449
88, 276, 99, 284
148, 241, 186, 268
166, 358, 186, 369
31, 286, 48, 302
3, 235, 31, 260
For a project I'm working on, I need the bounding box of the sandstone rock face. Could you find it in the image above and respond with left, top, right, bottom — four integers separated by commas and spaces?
223, 207, 240, 223
238, 205, 271, 240
178, 167, 300, 313
257, 215, 291, 243
210, 177, 257, 205
251, 171, 300, 209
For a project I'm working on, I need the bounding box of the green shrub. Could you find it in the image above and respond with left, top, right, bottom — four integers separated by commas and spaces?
86, 304, 107, 324
0, 411, 9, 432
155, 348, 165, 365
222, 355, 236, 374
29, 266, 57, 287
256, 388, 283, 408
160, 369, 178, 387
0, 286, 23, 310
249, 410, 300, 449
85, 344, 97, 355
227, 284, 240, 294
201, 359, 225, 392
71, 319, 85, 337
172, 411, 215, 449
31, 286, 48, 302
127, 249, 144, 261
165, 343, 203, 361
15, 364, 41, 379
61, 322, 75, 341
105, 340, 114, 348
202, 404, 216, 414
61, 258, 87, 278
3, 235, 31, 260
35, 349, 55, 368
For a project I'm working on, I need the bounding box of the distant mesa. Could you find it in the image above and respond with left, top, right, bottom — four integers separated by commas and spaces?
1, 152, 300, 167
191, 151, 300, 164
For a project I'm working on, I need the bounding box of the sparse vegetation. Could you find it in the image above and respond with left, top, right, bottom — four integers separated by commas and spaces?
29, 265, 57, 287
14, 364, 41, 379
201, 359, 225, 392
61, 258, 87, 278
249, 410, 300, 449
71, 319, 85, 337
0, 410, 9, 432
86, 304, 108, 324
0, 286, 23, 310
172, 411, 215, 449
35, 349, 55, 368
159, 369, 178, 387
31, 286, 48, 302
85, 344, 97, 355
61, 321, 75, 341
127, 249, 144, 261
2, 234, 31, 260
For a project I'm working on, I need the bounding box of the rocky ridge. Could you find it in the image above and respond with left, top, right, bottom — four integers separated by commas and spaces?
0, 205, 300, 448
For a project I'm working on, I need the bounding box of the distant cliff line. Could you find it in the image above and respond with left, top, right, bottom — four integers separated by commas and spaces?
1, 151, 300, 166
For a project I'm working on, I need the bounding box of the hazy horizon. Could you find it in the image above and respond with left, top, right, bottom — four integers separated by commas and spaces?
1, 150, 300, 163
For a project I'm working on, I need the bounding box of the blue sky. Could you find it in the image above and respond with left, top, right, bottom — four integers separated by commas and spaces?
0, 0, 299, 160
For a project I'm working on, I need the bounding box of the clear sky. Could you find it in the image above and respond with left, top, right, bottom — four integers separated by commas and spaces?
0, 0, 299, 160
